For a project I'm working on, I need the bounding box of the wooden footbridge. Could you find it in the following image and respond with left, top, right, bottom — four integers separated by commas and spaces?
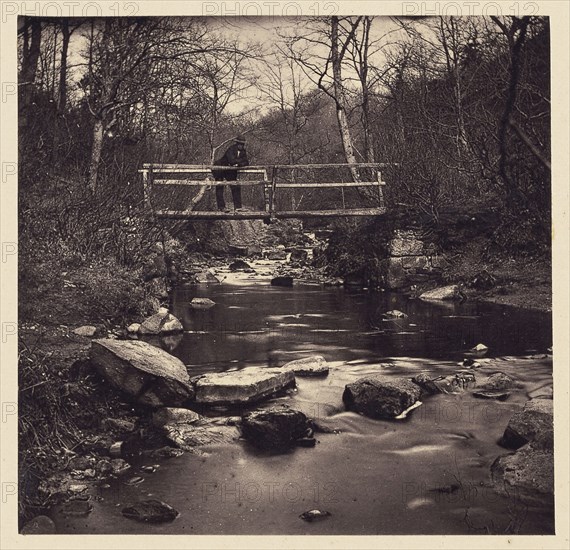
140, 162, 392, 220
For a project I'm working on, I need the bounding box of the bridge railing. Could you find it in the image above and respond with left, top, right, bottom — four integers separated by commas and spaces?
139, 162, 394, 219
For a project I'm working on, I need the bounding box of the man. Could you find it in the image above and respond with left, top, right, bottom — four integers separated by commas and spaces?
212, 135, 249, 212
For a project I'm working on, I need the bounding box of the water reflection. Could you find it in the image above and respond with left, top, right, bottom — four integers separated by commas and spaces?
170, 284, 552, 373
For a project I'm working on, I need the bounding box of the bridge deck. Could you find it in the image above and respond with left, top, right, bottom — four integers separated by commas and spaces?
155, 208, 387, 220
143, 162, 392, 220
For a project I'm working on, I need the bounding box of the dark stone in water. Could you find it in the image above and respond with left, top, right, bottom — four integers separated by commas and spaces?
229, 260, 252, 272
479, 372, 519, 391
241, 407, 312, 451
473, 390, 511, 401
343, 376, 421, 419
299, 509, 331, 522
491, 444, 554, 505
271, 276, 293, 287
382, 310, 408, 319
122, 500, 179, 523
500, 398, 553, 450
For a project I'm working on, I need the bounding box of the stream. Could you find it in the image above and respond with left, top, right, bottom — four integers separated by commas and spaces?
54, 261, 554, 535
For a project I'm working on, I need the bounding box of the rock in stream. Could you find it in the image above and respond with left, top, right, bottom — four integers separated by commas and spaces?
90, 339, 194, 407
343, 376, 421, 419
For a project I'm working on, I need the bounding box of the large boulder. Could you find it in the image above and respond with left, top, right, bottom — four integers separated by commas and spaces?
491, 444, 554, 504
241, 407, 313, 450
500, 398, 554, 450
193, 367, 295, 406
419, 285, 461, 301
343, 376, 422, 419
90, 339, 193, 407
281, 356, 329, 377
138, 309, 183, 336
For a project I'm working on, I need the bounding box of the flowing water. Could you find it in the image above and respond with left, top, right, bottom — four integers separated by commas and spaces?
54, 262, 554, 535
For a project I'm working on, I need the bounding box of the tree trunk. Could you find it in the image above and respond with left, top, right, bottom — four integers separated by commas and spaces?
331, 17, 360, 182
58, 21, 71, 112
52, 21, 71, 163
88, 118, 104, 192
19, 19, 42, 113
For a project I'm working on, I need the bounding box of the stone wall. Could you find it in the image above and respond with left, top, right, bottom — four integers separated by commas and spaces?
379, 229, 447, 290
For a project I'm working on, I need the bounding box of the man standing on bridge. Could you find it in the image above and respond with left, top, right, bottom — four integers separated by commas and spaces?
212, 135, 249, 212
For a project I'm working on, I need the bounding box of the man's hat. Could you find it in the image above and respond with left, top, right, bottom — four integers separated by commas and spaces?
234, 134, 246, 144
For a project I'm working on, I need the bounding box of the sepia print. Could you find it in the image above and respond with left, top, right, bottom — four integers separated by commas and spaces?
9, 5, 560, 541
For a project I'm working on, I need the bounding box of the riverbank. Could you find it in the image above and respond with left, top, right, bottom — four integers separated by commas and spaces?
18, 264, 554, 534
17, 245, 552, 529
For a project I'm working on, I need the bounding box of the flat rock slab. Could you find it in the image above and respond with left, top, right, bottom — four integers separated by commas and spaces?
241, 407, 313, 451
491, 444, 554, 504
91, 339, 193, 407
343, 376, 421, 419
193, 368, 295, 406
281, 356, 329, 377
420, 285, 460, 301
122, 500, 179, 523
500, 398, 553, 450
163, 422, 239, 452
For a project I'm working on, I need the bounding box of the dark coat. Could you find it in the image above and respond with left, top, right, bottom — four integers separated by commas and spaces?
212, 142, 249, 181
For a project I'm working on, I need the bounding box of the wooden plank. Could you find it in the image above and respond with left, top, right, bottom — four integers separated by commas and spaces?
142, 170, 151, 207
138, 168, 267, 174
377, 171, 385, 208
153, 180, 383, 188
143, 162, 397, 170
269, 166, 277, 217
155, 208, 387, 220
154, 179, 266, 186
275, 182, 383, 188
